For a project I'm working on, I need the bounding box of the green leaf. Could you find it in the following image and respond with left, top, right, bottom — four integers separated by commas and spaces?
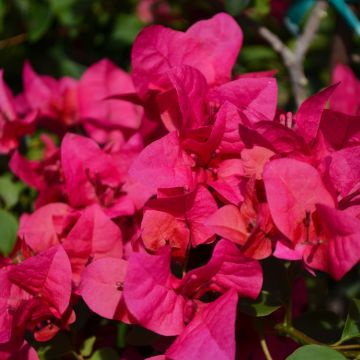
117, 322, 127, 348
254, 0, 270, 17
48, 0, 79, 28
112, 14, 143, 44
286, 345, 347, 360
81, 336, 96, 357
0, 0, 7, 33
90, 348, 118, 360
50, 45, 85, 78
238, 291, 282, 317
0, 174, 25, 209
240, 45, 277, 63
0, 209, 18, 256
224, 0, 250, 15
339, 299, 360, 344
27, 2, 54, 42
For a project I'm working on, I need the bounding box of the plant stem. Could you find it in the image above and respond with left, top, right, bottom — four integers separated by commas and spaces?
332, 344, 360, 351
0, 33, 27, 49
284, 262, 297, 328
275, 323, 322, 345
182, 239, 192, 277
260, 335, 273, 360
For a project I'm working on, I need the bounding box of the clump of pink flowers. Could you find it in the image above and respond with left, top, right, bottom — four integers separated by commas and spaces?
0, 12, 360, 360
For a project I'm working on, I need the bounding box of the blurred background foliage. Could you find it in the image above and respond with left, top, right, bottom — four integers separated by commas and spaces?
0, 0, 359, 107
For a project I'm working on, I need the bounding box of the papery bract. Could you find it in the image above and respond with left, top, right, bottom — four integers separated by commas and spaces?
207, 77, 278, 123
180, 239, 262, 299
263, 158, 335, 244
62, 204, 123, 283
78, 59, 143, 142
132, 13, 242, 97
295, 84, 337, 144
319, 110, 360, 151
79, 257, 129, 321
124, 247, 186, 336
165, 290, 238, 360
331, 63, 360, 115
0, 340, 39, 360
23, 62, 78, 130
129, 132, 195, 195
0, 245, 73, 353
0, 70, 36, 153
325, 145, 360, 197
304, 204, 360, 280
157, 65, 208, 133
61, 133, 135, 217
142, 185, 217, 253
18, 202, 74, 252
208, 179, 275, 259
8, 245, 72, 315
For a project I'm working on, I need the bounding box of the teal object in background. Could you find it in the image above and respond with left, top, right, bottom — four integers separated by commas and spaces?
285, 0, 360, 36
285, 0, 316, 35
329, 0, 360, 36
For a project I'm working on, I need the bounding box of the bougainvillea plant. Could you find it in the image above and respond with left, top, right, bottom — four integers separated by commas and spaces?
0, 10, 360, 360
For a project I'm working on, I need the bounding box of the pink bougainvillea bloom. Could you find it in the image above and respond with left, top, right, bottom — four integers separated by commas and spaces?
295, 84, 338, 144
142, 185, 217, 258
325, 145, 360, 198
165, 290, 238, 360
240, 146, 275, 179
141, 209, 190, 259
19, 203, 123, 284
263, 158, 335, 244
0, 246, 73, 350
208, 179, 275, 259
62, 204, 123, 283
154, 64, 278, 137
0, 69, 36, 153
319, 109, 360, 151
0, 340, 39, 360
61, 133, 135, 217
79, 257, 130, 322
124, 240, 261, 336
331, 63, 360, 115
78, 59, 143, 143
207, 204, 248, 246
124, 247, 186, 336
9, 134, 64, 207
241, 120, 304, 155
180, 239, 262, 299
217, 102, 248, 154
18, 202, 75, 252
207, 158, 245, 206
8, 245, 72, 315
132, 13, 243, 98
23, 62, 78, 131
303, 204, 360, 280
156, 65, 208, 133
207, 77, 278, 124
129, 131, 195, 195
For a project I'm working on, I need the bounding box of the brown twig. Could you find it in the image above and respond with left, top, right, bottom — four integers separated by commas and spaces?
239, 1, 328, 108
0, 33, 27, 50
